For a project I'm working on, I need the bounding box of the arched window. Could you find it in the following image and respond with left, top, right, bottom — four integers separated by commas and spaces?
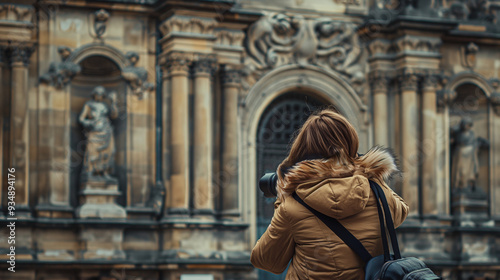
255, 92, 327, 279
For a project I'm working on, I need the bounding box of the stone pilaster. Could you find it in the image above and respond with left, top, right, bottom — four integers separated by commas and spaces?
9, 44, 34, 217
165, 53, 191, 215
421, 74, 439, 217
220, 67, 241, 217
370, 72, 389, 147
192, 57, 216, 216
398, 70, 420, 218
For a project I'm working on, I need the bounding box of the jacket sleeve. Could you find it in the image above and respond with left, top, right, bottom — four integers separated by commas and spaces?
375, 179, 409, 229
251, 201, 295, 274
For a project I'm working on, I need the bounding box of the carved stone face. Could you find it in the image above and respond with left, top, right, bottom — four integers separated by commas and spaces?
92, 86, 106, 101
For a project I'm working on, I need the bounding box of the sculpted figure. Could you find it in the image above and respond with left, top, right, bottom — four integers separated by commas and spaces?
450, 117, 489, 191
79, 86, 118, 182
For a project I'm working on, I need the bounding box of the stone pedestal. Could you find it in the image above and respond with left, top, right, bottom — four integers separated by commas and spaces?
80, 228, 125, 260
452, 187, 489, 225
77, 179, 126, 219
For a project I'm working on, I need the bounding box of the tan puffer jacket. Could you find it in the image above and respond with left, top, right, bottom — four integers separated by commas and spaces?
251, 147, 409, 280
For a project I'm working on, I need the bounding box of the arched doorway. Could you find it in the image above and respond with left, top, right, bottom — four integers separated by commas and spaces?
255, 92, 328, 279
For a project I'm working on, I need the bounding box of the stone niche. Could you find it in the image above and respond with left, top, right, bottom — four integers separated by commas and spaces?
70, 55, 127, 219
449, 83, 490, 223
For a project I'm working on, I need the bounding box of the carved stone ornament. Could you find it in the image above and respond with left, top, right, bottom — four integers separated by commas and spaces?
147, 181, 166, 216
10, 44, 35, 66
369, 71, 389, 93
461, 42, 479, 69
192, 57, 217, 76
121, 51, 154, 99
39, 46, 81, 89
216, 29, 245, 47
159, 15, 217, 38
93, 9, 110, 39
243, 13, 366, 94
489, 78, 500, 114
443, 0, 497, 21
398, 70, 419, 92
0, 4, 33, 22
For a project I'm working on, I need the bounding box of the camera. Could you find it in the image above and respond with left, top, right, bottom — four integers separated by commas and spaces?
259, 172, 278, 197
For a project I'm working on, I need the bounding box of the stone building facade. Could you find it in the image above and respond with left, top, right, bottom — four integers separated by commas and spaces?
0, 0, 500, 279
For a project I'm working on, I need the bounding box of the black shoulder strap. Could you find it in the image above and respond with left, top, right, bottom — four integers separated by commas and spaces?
292, 193, 372, 263
370, 181, 402, 259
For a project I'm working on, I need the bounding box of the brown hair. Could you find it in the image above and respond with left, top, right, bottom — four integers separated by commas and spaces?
276, 108, 359, 196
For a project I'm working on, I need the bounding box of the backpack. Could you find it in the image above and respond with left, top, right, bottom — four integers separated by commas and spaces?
293, 180, 441, 280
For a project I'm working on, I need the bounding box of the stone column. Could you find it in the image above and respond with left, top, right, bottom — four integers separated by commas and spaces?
421, 74, 438, 217
9, 45, 34, 217
371, 73, 389, 147
192, 58, 216, 216
165, 54, 191, 215
399, 71, 420, 218
220, 69, 241, 217
161, 68, 171, 216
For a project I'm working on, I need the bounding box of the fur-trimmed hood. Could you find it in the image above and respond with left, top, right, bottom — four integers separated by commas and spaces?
278, 146, 400, 219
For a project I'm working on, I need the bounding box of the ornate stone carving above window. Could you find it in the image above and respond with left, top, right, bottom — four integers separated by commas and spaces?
39, 46, 81, 89
122, 51, 154, 99
244, 13, 366, 95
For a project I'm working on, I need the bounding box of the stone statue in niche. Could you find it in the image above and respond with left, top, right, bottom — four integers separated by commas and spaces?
122, 51, 155, 99
79, 86, 118, 183
39, 46, 81, 89
450, 116, 490, 192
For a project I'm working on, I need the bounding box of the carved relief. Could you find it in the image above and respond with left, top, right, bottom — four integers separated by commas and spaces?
244, 13, 366, 94
0, 4, 33, 22
159, 15, 217, 38
39, 46, 81, 89
461, 42, 479, 69
122, 52, 154, 99
93, 9, 110, 39
394, 35, 442, 54
216, 30, 245, 47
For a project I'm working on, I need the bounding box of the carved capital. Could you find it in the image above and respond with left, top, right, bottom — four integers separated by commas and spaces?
222, 69, 242, 86
192, 57, 217, 76
398, 71, 419, 92
0, 4, 34, 22
216, 29, 245, 47
164, 52, 191, 75
369, 72, 390, 93
159, 15, 216, 38
368, 39, 391, 57
422, 74, 439, 92
10, 45, 34, 66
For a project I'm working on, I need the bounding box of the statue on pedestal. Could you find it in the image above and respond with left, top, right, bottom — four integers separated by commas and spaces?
450, 116, 489, 192
78, 86, 118, 183
77, 86, 125, 219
